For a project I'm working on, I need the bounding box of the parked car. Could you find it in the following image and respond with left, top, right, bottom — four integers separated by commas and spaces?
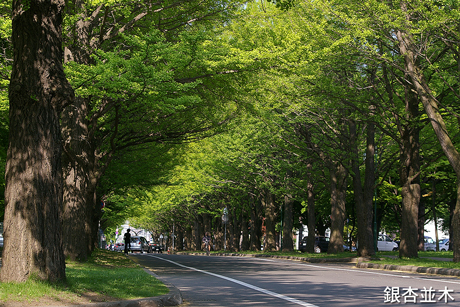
343, 244, 357, 252
377, 234, 399, 251
149, 242, 164, 253
130, 236, 149, 253
114, 242, 125, 252
424, 236, 436, 251
439, 238, 449, 251
299, 236, 329, 253
0, 235, 3, 247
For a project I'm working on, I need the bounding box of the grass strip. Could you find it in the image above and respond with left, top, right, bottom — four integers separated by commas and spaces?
0, 248, 169, 305
366, 251, 460, 270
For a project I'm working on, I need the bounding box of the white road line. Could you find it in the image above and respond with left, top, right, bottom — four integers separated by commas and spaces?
299, 263, 460, 285
256, 258, 460, 286
148, 255, 319, 307
207, 255, 460, 286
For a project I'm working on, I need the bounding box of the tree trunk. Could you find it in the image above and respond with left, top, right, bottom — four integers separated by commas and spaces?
1, 0, 73, 283
241, 207, 250, 251
61, 0, 100, 261
306, 163, 316, 253
282, 195, 294, 252
263, 189, 277, 251
363, 122, 376, 254
328, 162, 346, 254
61, 97, 94, 261
418, 201, 425, 251
397, 72, 421, 259
176, 227, 184, 251
250, 196, 263, 251
396, 7, 460, 260
350, 121, 375, 257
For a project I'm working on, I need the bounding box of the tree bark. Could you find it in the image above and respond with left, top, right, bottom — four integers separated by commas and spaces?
241, 206, 250, 251
282, 194, 294, 251
398, 76, 421, 258
351, 121, 375, 257
249, 195, 263, 251
395, 23, 426, 258
1, 0, 74, 282
306, 173, 316, 253
262, 189, 277, 251
328, 162, 347, 254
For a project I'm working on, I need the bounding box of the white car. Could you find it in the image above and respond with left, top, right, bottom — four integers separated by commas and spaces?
439, 238, 449, 251
377, 234, 399, 251
424, 236, 436, 251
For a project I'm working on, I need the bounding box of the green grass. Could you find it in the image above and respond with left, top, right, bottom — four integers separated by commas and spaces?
367, 250, 460, 270
0, 249, 169, 305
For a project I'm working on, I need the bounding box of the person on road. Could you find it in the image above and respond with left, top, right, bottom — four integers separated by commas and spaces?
202, 232, 211, 256
124, 229, 131, 254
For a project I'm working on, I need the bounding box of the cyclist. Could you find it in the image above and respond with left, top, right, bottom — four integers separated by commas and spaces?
202, 232, 211, 256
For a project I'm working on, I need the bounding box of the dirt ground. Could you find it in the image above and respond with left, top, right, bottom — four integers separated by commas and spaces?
1, 292, 119, 307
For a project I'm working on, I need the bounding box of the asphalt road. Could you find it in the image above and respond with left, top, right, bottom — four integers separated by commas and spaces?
131, 253, 460, 306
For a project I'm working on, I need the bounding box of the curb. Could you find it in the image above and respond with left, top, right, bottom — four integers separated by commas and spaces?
356, 262, 460, 277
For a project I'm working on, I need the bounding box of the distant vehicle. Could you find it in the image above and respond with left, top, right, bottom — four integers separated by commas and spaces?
424, 236, 436, 251
130, 236, 149, 253
114, 242, 125, 252
299, 236, 329, 253
343, 244, 357, 252
377, 234, 399, 251
0, 235, 3, 247
149, 242, 164, 253
439, 238, 449, 251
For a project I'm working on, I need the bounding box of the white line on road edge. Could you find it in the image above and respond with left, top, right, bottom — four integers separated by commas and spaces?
296, 262, 460, 286
148, 255, 319, 307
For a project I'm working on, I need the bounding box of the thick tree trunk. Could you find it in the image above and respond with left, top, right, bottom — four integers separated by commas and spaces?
350, 121, 375, 257
328, 162, 347, 254
363, 122, 376, 253
396, 7, 460, 260
61, 0, 100, 261
398, 76, 421, 258
61, 97, 94, 261
263, 189, 277, 251
1, 0, 73, 283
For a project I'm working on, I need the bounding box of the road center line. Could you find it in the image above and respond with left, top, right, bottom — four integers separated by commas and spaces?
148, 255, 319, 307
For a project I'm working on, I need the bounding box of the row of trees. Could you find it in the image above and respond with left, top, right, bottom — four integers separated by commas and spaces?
117, 0, 460, 259
0, 0, 245, 282
1, 0, 460, 283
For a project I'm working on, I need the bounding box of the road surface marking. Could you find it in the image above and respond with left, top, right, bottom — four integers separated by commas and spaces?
148, 255, 319, 307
